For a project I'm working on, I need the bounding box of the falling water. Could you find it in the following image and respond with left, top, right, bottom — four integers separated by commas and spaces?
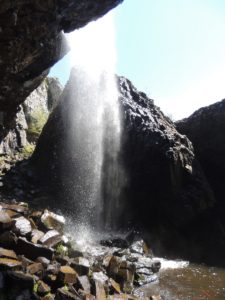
66, 12, 122, 230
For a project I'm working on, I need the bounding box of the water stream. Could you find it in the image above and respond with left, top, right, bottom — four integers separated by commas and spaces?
136, 260, 225, 300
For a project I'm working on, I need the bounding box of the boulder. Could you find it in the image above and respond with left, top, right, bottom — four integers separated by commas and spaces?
0, 248, 17, 260
17, 237, 53, 260
37, 280, 51, 296
6, 271, 34, 289
41, 210, 65, 232
27, 262, 44, 275
0, 258, 22, 270
14, 216, 32, 236
39, 229, 62, 248
57, 266, 78, 284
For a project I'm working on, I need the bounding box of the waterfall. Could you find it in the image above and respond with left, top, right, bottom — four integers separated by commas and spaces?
66, 12, 122, 231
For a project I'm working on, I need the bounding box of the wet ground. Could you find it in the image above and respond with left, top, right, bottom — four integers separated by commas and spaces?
136, 259, 225, 300
68, 226, 225, 300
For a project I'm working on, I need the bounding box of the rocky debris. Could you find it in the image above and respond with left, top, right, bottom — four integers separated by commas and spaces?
0, 200, 162, 299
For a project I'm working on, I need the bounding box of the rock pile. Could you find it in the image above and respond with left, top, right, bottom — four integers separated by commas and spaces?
0, 201, 161, 300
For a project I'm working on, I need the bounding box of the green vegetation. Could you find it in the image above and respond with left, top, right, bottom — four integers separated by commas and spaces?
33, 280, 38, 293
56, 243, 68, 256
27, 108, 49, 138
21, 143, 35, 158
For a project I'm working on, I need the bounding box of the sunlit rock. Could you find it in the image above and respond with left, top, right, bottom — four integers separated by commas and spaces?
14, 216, 32, 236
0, 248, 17, 260
0, 258, 22, 270
39, 229, 62, 248
27, 262, 44, 275
41, 210, 65, 232
37, 280, 51, 296
57, 265, 78, 284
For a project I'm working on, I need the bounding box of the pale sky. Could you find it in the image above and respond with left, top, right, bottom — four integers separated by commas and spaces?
50, 0, 225, 120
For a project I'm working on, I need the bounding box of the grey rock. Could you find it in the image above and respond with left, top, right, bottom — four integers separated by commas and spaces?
14, 216, 32, 236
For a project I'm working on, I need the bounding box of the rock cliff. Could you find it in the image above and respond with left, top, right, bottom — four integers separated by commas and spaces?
32, 72, 217, 262
176, 99, 225, 227
0, 77, 62, 154
0, 0, 123, 151
117, 77, 214, 229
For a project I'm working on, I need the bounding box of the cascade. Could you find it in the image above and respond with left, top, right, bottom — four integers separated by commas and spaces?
65, 12, 122, 231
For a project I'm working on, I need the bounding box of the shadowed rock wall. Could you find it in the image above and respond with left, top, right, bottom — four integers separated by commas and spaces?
0, 0, 123, 150
176, 99, 225, 226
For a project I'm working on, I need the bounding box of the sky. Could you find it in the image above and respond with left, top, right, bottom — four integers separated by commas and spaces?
50, 0, 225, 120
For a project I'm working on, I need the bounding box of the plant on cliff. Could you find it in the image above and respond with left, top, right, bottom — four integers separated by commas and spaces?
27, 108, 49, 139
21, 143, 35, 158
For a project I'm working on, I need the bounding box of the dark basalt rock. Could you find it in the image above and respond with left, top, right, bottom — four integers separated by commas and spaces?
176, 99, 225, 229
0, 0, 123, 154
117, 76, 214, 229
32, 72, 218, 263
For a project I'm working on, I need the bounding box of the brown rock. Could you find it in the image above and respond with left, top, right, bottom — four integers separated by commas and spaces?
20, 255, 34, 269
27, 262, 44, 275
58, 266, 77, 284
109, 278, 121, 294
0, 203, 28, 213
0, 258, 22, 270
0, 210, 14, 230
150, 296, 162, 300
4, 209, 20, 218
41, 210, 65, 232
117, 268, 134, 283
40, 229, 62, 247
95, 280, 106, 300
0, 247, 17, 259
31, 229, 45, 244
37, 280, 51, 295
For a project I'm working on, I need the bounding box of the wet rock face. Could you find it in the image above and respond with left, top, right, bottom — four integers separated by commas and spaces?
119, 77, 214, 229
0, 0, 123, 154
176, 99, 225, 217
32, 75, 214, 231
